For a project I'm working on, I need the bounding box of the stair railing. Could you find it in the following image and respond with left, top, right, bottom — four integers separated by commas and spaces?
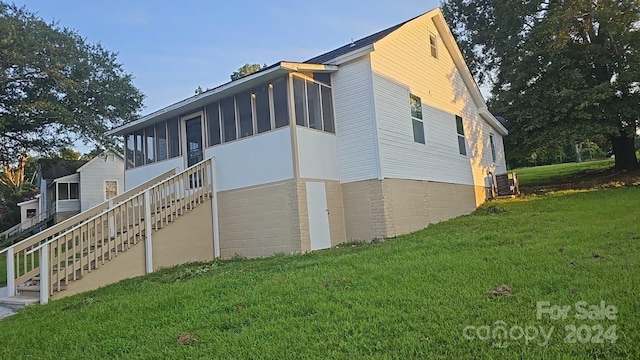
0, 169, 177, 298
26, 158, 215, 304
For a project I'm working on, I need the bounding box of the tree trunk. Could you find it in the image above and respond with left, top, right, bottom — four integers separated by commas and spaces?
611, 134, 639, 171
574, 143, 582, 163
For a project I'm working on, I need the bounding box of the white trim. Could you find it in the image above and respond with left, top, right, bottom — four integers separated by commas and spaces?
180, 110, 205, 169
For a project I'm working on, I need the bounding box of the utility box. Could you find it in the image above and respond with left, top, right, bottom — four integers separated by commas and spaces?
494, 172, 520, 197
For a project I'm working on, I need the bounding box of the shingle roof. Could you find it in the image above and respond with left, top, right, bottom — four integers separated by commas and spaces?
305, 15, 420, 64
38, 159, 87, 181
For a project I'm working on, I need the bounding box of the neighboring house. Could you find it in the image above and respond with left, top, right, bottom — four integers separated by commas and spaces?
21, 150, 125, 225
108, 8, 508, 259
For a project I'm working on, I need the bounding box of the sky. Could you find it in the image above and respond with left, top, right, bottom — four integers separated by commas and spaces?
12, 0, 442, 115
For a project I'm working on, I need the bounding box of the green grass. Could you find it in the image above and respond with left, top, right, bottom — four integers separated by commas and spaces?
514, 159, 614, 188
0, 254, 5, 287
0, 187, 638, 358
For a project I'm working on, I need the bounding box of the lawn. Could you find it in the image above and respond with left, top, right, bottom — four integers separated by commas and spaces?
514, 159, 614, 188
0, 186, 638, 359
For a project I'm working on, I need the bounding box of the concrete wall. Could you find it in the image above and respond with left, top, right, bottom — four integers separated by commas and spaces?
217, 179, 301, 258
153, 198, 215, 269
341, 178, 481, 241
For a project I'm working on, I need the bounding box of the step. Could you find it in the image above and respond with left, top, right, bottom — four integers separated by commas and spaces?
0, 287, 39, 309
17, 283, 67, 294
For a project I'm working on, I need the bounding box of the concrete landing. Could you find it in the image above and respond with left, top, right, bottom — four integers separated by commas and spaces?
0, 286, 39, 313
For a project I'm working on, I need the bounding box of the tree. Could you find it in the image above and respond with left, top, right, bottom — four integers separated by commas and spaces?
443, 0, 640, 170
0, 2, 144, 164
230, 63, 267, 81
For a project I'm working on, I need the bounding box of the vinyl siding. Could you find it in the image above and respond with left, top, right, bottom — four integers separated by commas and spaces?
331, 55, 380, 183
370, 14, 506, 187
78, 153, 125, 211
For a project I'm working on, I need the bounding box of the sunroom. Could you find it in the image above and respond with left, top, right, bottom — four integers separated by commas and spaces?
109, 62, 339, 192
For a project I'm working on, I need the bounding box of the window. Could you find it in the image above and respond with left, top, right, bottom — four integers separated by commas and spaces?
489, 133, 497, 162
57, 183, 79, 200
221, 97, 237, 142
293, 76, 307, 126
125, 134, 135, 169
272, 77, 289, 128
410, 94, 425, 144
134, 130, 144, 167
237, 91, 254, 138
206, 102, 221, 146
168, 117, 180, 158
26, 209, 36, 219
145, 125, 155, 164
307, 82, 322, 130
105, 180, 118, 200
429, 34, 438, 59
156, 122, 168, 161
254, 84, 271, 134
321, 86, 335, 133
456, 115, 467, 155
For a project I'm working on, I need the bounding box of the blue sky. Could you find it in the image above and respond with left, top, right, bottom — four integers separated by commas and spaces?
12, 0, 442, 115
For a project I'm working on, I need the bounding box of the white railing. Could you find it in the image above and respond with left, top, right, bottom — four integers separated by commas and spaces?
26, 158, 216, 304
1, 168, 178, 299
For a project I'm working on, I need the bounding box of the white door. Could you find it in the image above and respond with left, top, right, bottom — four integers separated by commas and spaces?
306, 182, 331, 250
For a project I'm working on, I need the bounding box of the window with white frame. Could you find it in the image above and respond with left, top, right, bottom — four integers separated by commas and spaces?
105, 180, 118, 200
410, 94, 425, 144
489, 133, 497, 162
26, 208, 37, 218
57, 182, 79, 200
455, 115, 467, 155
429, 34, 438, 59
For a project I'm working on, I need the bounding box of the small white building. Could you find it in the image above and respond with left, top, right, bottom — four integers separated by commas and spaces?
107, 8, 507, 258
37, 150, 125, 224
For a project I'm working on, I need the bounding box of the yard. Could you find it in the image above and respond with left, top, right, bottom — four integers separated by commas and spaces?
0, 164, 638, 358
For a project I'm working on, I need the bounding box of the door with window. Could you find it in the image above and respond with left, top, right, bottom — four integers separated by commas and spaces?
182, 114, 204, 168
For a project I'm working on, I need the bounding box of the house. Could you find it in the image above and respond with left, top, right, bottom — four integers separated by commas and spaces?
1, 8, 508, 304
109, 8, 507, 258
15, 151, 125, 227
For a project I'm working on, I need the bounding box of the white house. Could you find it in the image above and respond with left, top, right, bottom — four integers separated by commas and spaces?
1, 8, 511, 304
108, 8, 508, 258
34, 150, 125, 224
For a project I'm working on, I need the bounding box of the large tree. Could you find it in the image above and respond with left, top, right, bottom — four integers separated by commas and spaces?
443, 0, 640, 170
0, 2, 144, 164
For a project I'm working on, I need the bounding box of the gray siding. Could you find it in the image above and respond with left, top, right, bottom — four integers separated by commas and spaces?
79, 153, 125, 211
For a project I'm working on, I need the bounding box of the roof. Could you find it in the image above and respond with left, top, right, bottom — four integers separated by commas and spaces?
38, 159, 87, 181
108, 8, 507, 136
304, 17, 416, 64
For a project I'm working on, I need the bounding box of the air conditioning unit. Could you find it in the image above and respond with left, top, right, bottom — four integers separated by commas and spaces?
494, 172, 520, 197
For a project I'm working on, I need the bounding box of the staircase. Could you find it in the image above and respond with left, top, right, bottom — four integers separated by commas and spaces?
0, 159, 217, 305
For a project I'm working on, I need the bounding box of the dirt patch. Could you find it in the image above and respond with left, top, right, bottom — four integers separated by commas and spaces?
522, 168, 640, 194
177, 332, 196, 345
486, 285, 513, 298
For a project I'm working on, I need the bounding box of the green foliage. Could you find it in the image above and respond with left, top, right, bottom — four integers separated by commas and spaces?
53, 148, 82, 161
0, 2, 144, 163
0, 187, 639, 358
443, 0, 640, 169
0, 255, 6, 287
230, 63, 267, 81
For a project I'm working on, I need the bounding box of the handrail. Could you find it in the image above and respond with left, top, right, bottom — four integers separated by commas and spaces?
27, 159, 213, 303
0, 168, 176, 256
27, 158, 211, 255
